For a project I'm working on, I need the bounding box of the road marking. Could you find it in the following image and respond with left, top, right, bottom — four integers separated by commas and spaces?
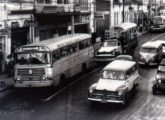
42, 66, 103, 102
150, 33, 165, 41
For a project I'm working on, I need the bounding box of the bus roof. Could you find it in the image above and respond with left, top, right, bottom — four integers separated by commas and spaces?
142, 41, 162, 48
113, 22, 137, 31
103, 60, 136, 72
19, 33, 91, 52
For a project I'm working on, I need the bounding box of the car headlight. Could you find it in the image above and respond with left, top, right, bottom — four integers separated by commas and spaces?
16, 76, 22, 81
140, 55, 144, 60
41, 76, 46, 81
118, 90, 124, 96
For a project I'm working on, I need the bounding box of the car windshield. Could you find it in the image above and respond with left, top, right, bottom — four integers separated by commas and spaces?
103, 41, 117, 47
141, 48, 157, 54
16, 52, 51, 65
102, 70, 125, 80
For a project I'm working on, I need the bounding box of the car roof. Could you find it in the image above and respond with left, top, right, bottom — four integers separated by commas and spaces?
142, 41, 162, 48
103, 60, 136, 72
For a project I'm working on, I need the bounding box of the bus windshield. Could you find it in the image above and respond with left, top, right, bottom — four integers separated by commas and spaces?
141, 48, 157, 54
102, 70, 125, 80
16, 52, 51, 65
103, 41, 118, 47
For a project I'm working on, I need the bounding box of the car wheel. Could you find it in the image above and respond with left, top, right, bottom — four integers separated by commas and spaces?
152, 87, 157, 95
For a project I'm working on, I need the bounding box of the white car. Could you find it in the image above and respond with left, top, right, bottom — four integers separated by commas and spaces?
156, 40, 165, 56
94, 39, 122, 61
139, 41, 162, 66
88, 60, 140, 106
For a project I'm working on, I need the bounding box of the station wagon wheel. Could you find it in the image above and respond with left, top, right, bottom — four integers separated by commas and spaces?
122, 93, 128, 107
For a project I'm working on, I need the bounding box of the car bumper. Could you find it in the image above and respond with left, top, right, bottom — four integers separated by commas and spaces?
153, 83, 165, 90
14, 80, 54, 87
138, 61, 158, 66
88, 97, 123, 104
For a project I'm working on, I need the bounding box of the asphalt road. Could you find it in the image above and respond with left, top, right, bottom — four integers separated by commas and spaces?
1, 32, 165, 120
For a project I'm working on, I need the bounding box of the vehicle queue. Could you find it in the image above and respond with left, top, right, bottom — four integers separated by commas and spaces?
10, 21, 165, 107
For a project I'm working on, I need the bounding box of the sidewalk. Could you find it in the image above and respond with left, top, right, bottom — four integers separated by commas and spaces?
0, 74, 13, 92
137, 30, 148, 37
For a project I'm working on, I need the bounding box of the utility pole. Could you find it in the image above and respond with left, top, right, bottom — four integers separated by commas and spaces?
109, 0, 111, 26
122, 0, 125, 22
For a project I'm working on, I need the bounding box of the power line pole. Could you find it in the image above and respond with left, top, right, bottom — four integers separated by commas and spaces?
122, 0, 125, 22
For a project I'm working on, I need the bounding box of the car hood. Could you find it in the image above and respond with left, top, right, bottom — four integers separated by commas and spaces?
96, 79, 125, 91
140, 52, 156, 62
98, 47, 118, 53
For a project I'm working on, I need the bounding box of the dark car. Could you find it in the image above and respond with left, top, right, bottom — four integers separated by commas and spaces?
152, 58, 165, 95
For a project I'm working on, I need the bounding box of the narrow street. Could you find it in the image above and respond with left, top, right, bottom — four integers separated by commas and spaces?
0, 32, 165, 120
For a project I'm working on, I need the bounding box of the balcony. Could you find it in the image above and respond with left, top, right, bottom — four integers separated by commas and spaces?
35, 3, 90, 14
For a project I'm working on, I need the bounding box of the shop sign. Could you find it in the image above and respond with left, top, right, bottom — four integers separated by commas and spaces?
11, 22, 19, 28
74, 5, 81, 12
43, 6, 64, 13
24, 20, 35, 27
95, 13, 104, 19
0, 30, 6, 36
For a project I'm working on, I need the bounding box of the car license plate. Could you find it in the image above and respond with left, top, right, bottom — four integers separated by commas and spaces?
101, 99, 107, 103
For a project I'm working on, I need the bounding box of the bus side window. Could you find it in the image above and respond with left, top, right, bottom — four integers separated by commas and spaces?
52, 50, 60, 62
60, 47, 68, 57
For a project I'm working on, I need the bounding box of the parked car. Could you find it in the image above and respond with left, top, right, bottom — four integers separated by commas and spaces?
152, 58, 165, 95
88, 60, 140, 106
156, 40, 165, 57
115, 55, 133, 61
139, 41, 162, 66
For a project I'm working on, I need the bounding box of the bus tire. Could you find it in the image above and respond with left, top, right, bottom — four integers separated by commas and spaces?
60, 74, 66, 85
82, 64, 87, 74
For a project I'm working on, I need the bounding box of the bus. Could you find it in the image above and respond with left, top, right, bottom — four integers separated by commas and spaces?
149, 16, 165, 32
112, 22, 137, 53
14, 34, 95, 87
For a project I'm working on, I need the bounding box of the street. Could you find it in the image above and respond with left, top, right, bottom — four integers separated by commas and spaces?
0, 32, 165, 120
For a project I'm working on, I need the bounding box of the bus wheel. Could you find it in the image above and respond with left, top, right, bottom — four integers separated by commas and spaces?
60, 74, 66, 86
82, 64, 87, 74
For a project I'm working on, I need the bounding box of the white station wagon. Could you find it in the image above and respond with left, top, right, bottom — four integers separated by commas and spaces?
88, 60, 140, 106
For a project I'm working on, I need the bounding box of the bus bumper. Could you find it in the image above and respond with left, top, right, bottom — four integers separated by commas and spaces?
14, 80, 54, 87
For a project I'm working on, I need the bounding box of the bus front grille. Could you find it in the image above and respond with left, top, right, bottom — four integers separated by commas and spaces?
18, 68, 45, 76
